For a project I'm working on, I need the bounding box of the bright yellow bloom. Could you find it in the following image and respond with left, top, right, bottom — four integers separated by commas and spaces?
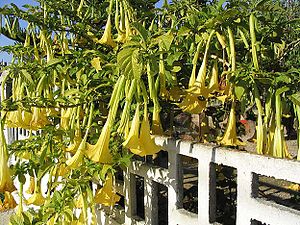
30, 107, 50, 130
66, 127, 82, 154
139, 111, 161, 156
66, 135, 87, 170
123, 105, 141, 155
94, 174, 120, 207
178, 93, 207, 114
218, 102, 245, 146
152, 105, 164, 135
0, 126, 16, 193
60, 108, 73, 130
26, 179, 46, 206
99, 15, 116, 48
86, 120, 113, 164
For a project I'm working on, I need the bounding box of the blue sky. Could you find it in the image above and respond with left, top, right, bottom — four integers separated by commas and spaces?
0, 0, 167, 62
0, 0, 38, 62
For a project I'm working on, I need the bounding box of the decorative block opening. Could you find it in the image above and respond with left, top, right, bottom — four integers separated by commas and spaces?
256, 174, 300, 211
180, 155, 198, 214
250, 219, 269, 225
213, 163, 237, 225
157, 183, 168, 225
151, 150, 168, 169
135, 175, 145, 220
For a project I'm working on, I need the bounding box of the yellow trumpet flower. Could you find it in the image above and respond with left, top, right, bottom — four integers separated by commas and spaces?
60, 108, 73, 130
26, 190, 46, 206
26, 179, 46, 206
0, 191, 17, 211
0, 126, 16, 193
30, 107, 50, 130
152, 105, 164, 135
178, 93, 207, 114
99, 15, 116, 48
66, 135, 87, 170
123, 105, 141, 155
6, 110, 24, 128
139, 110, 161, 157
94, 173, 120, 207
218, 102, 245, 146
208, 61, 220, 94
86, 120, 113, 164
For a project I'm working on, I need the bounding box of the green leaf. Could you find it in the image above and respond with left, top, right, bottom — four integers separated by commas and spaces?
178, 26, 191, 36
21, 69, 34, 84
290, 92, 300, 106
234, 85, 245, 101
100, 164, 112, 181
158, 33, 174, 51
275, 86, 289, 96
132, 22, 149, 44
117, 47, 143, 79
46, 58, 63, 67
64, 88, 80, 97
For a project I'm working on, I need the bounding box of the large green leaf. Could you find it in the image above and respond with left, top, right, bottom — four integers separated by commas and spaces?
117, 47, 143, 79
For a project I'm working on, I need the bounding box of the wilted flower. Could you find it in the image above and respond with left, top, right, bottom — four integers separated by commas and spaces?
0, 191, 17, 211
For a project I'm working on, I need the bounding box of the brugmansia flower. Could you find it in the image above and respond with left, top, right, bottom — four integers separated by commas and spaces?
152, 105, 164, 135
123, 105, 141, 155
208, 61, 220, 94
5, 110, 22, 128
123, 105, 162, 157
94, 173, 120, 207
139, 110, 161, 156
26, 178, 46, 206
66, 134, 88, 170
218, 102, 245, 146
6, 110, 32, 129
30, 107, 50, 130
0, 124, 16, 193
0, 191, 17, 211
60, 108, 73, 130
86, 120, 113, 164
70, 211, 85, 225
74, 193, 85, 208
99, 15, 116, 48
178, 93, 207, 114
53, 163, 70, 177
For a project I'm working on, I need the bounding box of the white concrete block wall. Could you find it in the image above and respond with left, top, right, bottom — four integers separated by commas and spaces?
101, 137, 300, 225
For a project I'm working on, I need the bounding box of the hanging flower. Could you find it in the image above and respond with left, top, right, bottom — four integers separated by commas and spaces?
217, 102, 245, 146
139, 110, 161, 156
123, 105, 141, 155
0, 124, 16, 193
94, 173, 120, 207
26, 178, 46, 206
86, 120, 113, 164
178, 93, 207, 114
99, 15, 116, 48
